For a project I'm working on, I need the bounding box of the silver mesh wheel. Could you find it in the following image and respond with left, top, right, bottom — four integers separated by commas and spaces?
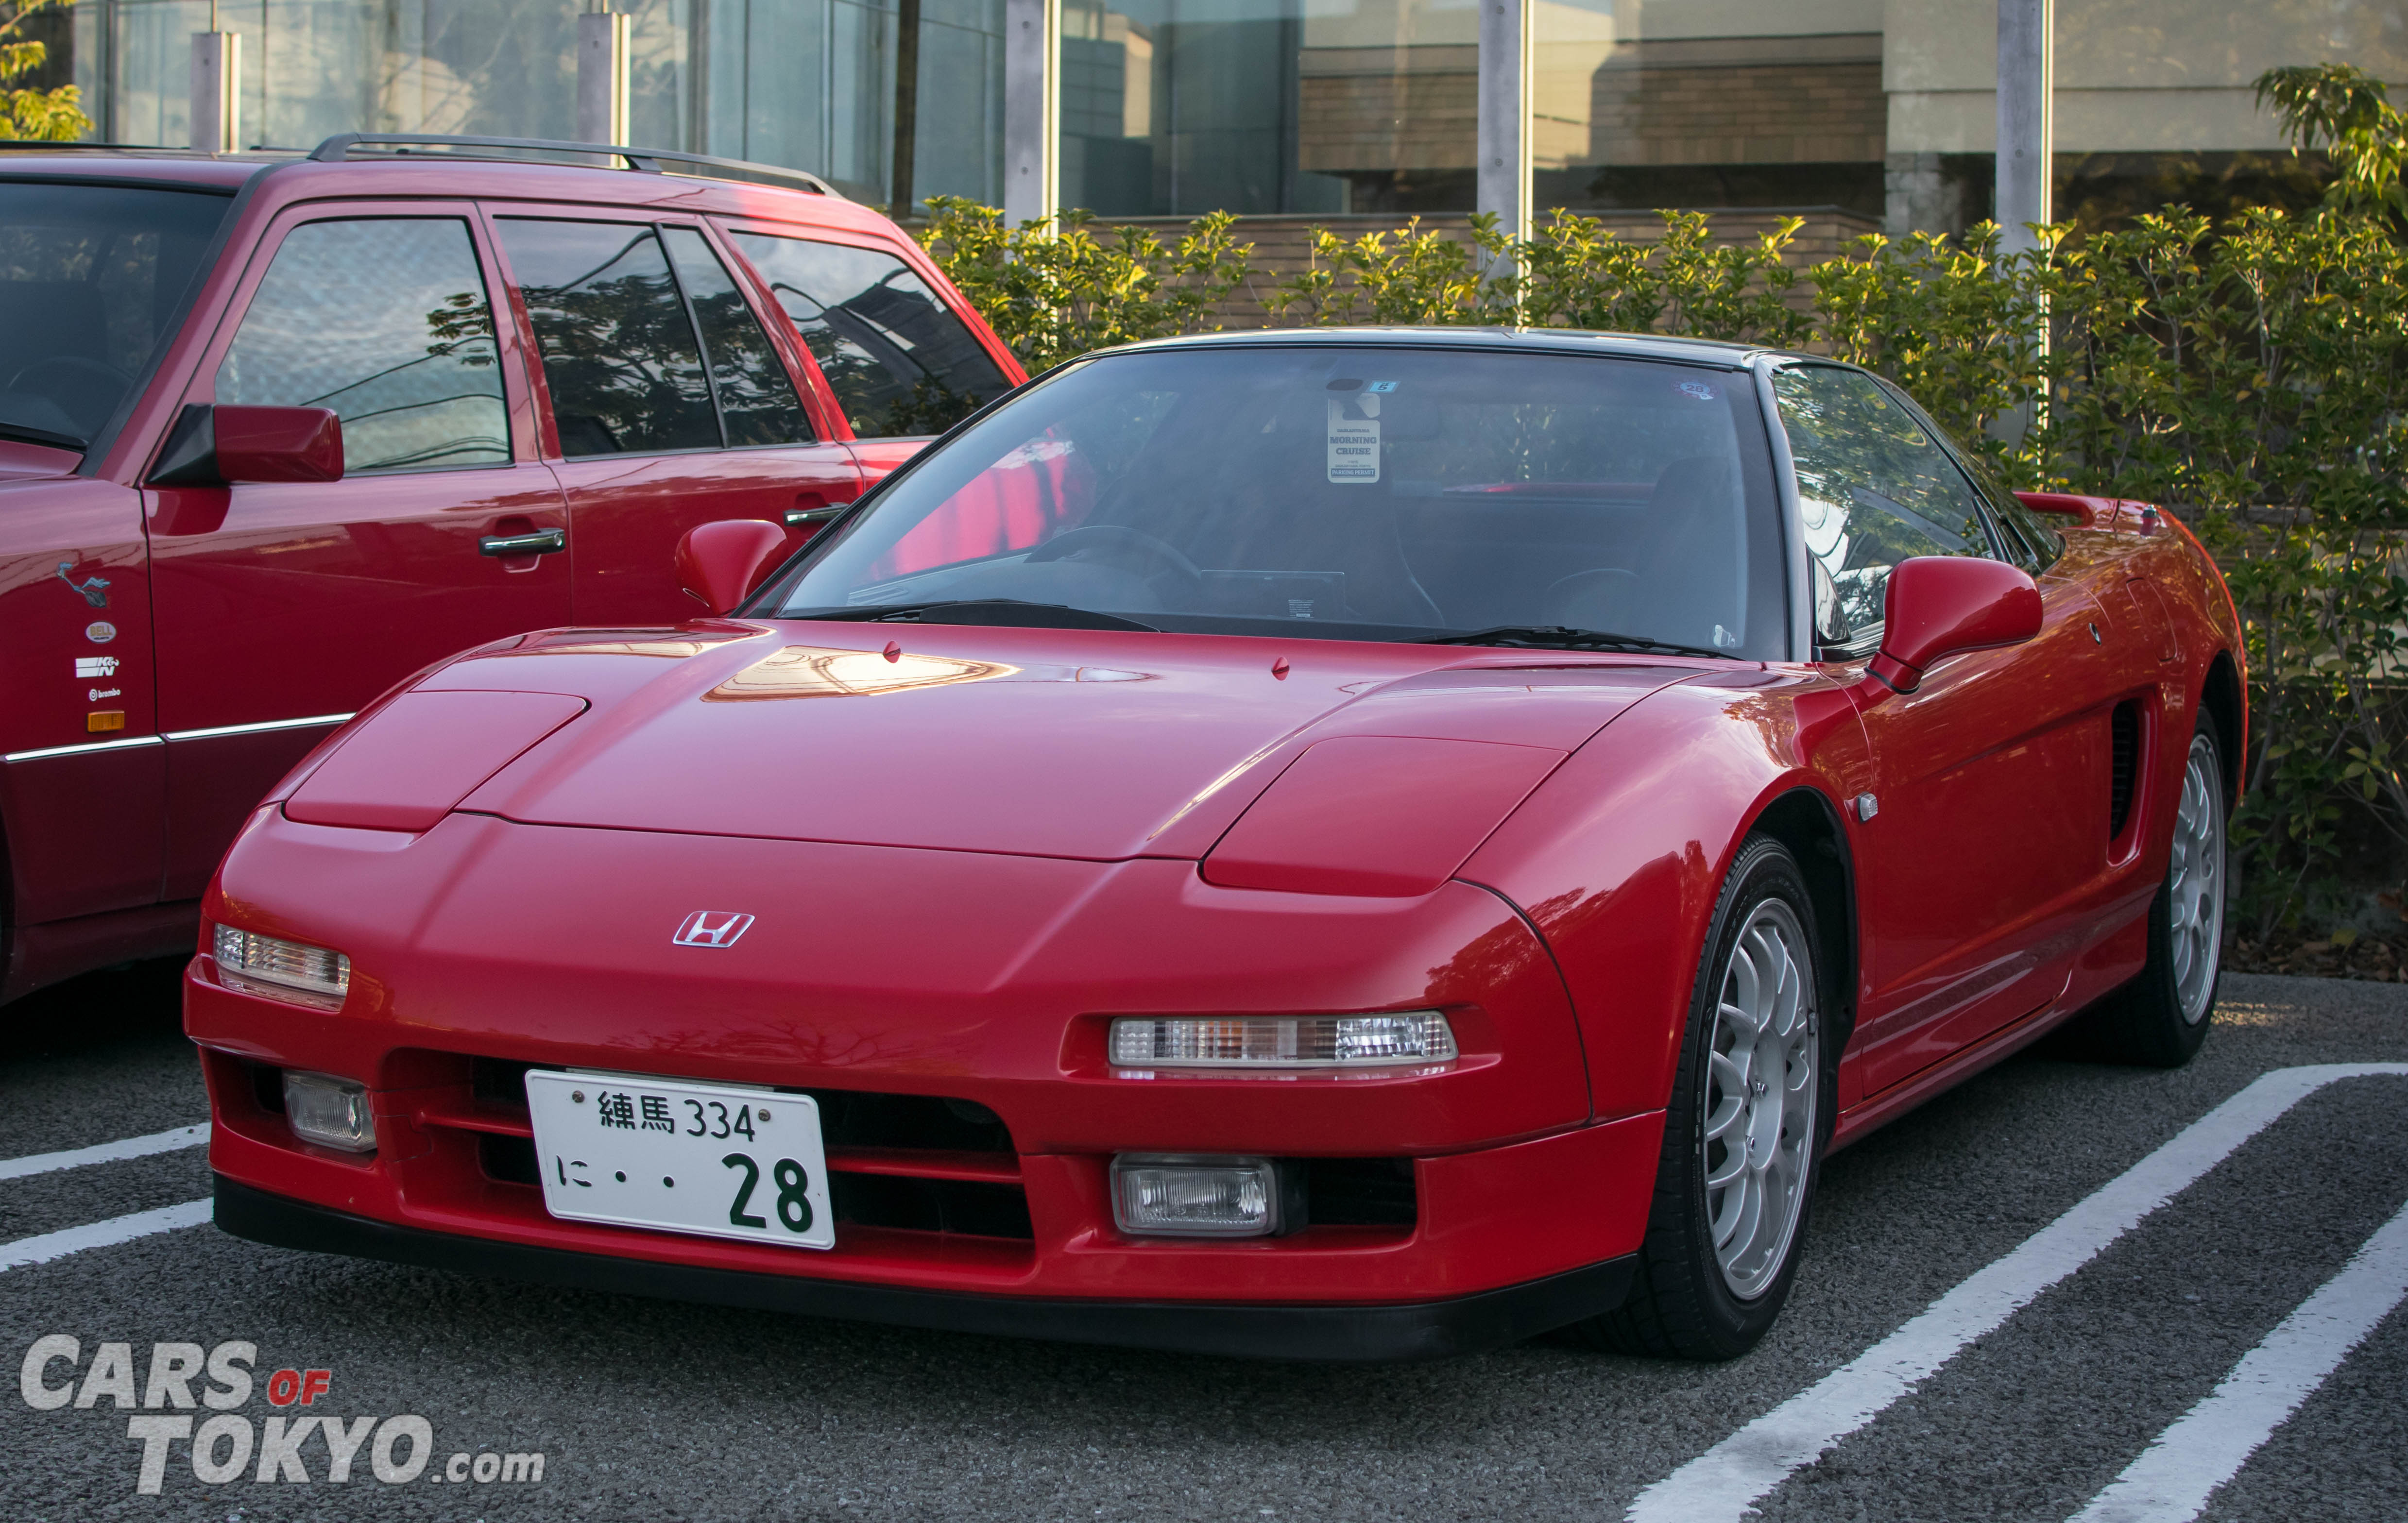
2169, 732, 2227, 1025
1702, 897, 1818, 1301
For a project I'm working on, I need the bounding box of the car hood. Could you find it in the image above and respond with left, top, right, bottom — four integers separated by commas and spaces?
356, 622, 1704, 861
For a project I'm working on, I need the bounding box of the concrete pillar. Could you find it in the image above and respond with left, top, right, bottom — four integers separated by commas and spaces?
1476, 0, 1532, 247
188, 32, 239, 153
577, 12, 632, 147
1995, 0, 2052, 254
1002, 0, 1057, 225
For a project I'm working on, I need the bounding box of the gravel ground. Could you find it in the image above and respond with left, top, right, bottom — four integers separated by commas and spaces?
0, 965, 2402, 1522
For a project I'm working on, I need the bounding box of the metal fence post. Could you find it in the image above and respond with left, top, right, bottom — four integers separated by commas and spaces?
1003, 0, 1057, 227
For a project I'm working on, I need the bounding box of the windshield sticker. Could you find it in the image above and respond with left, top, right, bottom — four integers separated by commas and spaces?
1367, 380, 1398, 393
1676, 379, 1719, 402
1328, 398, 1380, 484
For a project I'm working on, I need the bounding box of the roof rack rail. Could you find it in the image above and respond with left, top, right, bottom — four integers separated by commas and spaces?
306, 133, 840, 199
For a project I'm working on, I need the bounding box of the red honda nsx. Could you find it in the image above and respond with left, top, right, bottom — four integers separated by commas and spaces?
190, 330, 2243, 1362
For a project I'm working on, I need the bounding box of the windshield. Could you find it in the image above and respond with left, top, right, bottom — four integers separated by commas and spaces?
763, 344, 1786, 655
0, 181, 230, 452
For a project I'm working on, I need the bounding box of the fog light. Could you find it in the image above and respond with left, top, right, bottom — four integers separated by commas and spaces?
1108, 1012, 1455, 1068
1110, 1154, 1298, 1237
213, 924, 351, 1011
282, 1071, 376, 1154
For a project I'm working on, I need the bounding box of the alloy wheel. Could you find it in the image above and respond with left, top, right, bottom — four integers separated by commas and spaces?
2168, 733, 2227, 1025
1702, 898, 1818, 1301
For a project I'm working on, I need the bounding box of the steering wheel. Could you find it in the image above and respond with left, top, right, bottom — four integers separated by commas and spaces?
1024, 525, 1204, 601
5, 356, 133, 434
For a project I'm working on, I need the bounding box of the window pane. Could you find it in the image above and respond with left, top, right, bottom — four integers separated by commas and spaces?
729, 233, 1008, 439
499, 219, 718, 458
217, 218, 509, 474
773, 346, 1785, 658
1059, 0, 1471, 217
659, 227, 814, 447
0, 182, 228, 449
1773, 365, 1986, 645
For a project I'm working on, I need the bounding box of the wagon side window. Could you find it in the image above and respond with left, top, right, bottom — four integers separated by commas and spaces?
1772, 365, 1990, 655
215, 217, 511, 474
726, 232, 1009, 440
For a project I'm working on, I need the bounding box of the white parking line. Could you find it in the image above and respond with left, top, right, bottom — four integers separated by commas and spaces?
0, 1199, 214, 1272
0, 1122, 210, 1182
1626, 1062, 2408, 1523
2066, 1193, 2408, 1523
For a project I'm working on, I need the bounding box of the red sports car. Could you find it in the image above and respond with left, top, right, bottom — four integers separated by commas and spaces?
190, 330, 2243, 1361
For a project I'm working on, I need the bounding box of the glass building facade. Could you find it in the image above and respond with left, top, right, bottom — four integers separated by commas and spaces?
48, 0, 2408, 231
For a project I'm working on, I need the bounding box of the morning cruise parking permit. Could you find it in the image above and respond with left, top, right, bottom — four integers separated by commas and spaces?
1327, 383, 1385, 484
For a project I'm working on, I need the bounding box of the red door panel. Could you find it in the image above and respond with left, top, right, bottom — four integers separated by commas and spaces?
0, 475, 163, 922
149, 206, 570, 900
1851, 574, 2118, 1092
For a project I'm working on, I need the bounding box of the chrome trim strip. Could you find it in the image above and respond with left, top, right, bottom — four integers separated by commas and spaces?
163, 712, 355, 743
4, 735, 167, 763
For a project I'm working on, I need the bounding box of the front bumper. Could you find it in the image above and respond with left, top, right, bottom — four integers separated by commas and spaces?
215, 1175, 1637, 1361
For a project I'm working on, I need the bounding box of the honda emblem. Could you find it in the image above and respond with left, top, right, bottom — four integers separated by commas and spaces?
672, 911, 755, 948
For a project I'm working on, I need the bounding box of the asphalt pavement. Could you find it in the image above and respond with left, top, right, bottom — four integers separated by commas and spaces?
1, 962, 2403, 1522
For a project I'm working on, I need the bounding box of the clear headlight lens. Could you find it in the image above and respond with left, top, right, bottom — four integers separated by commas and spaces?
213, 924, 351, 1011
282, 1070, 376, 1153
1108, 1012, 1455, 1068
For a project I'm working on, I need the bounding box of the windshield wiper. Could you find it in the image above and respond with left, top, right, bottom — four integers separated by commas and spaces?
1416, 625, 1728, 660
0, 421, 87, 451
791, 599, 1160, 633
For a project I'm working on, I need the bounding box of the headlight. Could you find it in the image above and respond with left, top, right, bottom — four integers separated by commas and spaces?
1108, 1012, 1455, 1068
212, 924, 351, 1011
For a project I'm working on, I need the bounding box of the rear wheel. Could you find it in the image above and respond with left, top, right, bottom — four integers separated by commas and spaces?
2077, 712, 2227, 1067
1576, 835, 1831, 1360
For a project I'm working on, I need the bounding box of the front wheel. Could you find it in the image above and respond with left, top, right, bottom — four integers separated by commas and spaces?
1575, 835, 1831, 1360
2077, 711, 2228, 1066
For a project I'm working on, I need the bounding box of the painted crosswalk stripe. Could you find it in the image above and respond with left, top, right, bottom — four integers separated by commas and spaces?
0, 1199, 214, 1272
1626, 1062, 2408, 1523
0, 1123, 210, 1182
2066, 1193, 2408, 1523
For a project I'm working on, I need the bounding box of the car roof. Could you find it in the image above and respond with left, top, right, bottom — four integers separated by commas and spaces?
1094, 325, 1789, 369
0, 140, 868, 227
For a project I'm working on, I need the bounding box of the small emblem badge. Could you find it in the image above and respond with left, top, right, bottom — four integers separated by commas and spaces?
75, 656, 119, 678
85, 621, 116, 644
672, 911, 754, 948
54, 561, 109, 609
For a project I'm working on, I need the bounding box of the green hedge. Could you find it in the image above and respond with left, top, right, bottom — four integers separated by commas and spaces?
915, 73, 2408, 937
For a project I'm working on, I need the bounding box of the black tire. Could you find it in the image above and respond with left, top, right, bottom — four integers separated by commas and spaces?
2073, 709, 2228, 1068
1574, 834, 1836, 1360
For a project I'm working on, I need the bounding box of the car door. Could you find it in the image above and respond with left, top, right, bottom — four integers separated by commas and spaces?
489, 214, 863, 626
148, 207, 572, 899
1776, 363, 2119, 1097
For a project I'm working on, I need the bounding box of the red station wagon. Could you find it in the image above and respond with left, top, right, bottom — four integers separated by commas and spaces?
0, 134, 1022, 1002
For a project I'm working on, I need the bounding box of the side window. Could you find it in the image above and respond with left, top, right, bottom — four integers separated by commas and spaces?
216, 218, 508, 473
726, 232, 1009, 439
658, 227, 814, 447
1873, 377, 2064, 574
496, 219, 718, 457
1772, 365, 1990, 651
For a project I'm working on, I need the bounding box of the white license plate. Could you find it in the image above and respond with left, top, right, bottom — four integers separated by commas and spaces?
524, 1070, 835, 1251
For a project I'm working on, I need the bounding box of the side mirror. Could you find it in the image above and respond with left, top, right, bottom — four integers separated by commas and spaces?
675, 519, 791, 616
1867, 556, 2043, 694
149, 403, 344, 486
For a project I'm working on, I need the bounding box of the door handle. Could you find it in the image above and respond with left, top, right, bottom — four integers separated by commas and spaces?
785, 505, 845, 528
479, 527, 567, 557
